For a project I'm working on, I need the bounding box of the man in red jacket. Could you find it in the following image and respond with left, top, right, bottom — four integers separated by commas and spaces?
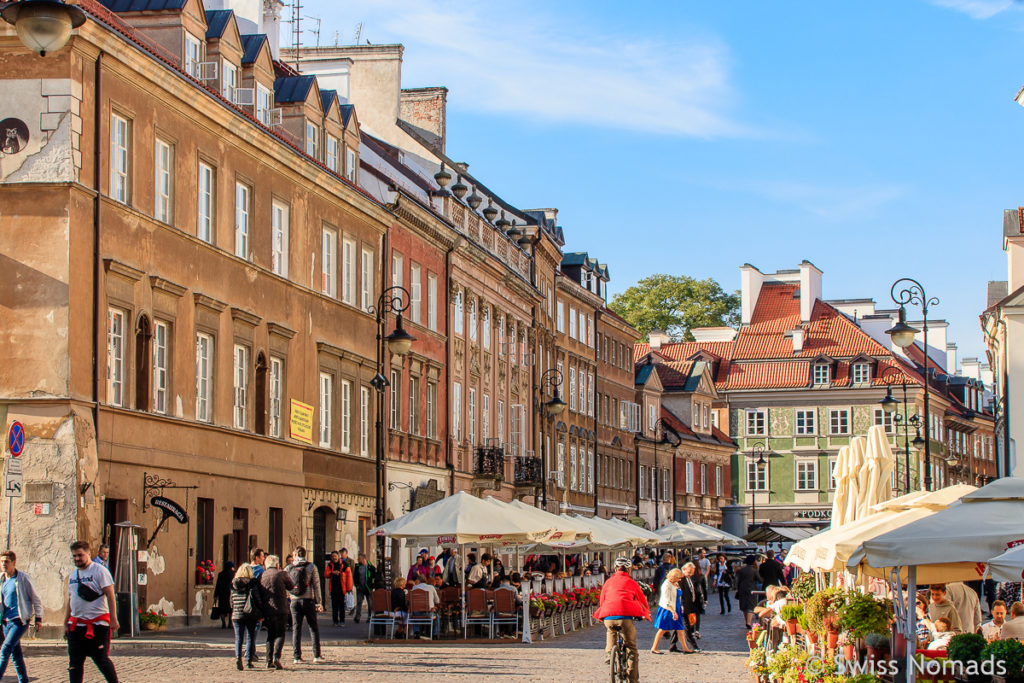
593, 557, 650, 683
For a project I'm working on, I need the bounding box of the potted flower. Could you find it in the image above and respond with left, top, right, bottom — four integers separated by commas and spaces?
139, 609, 167, 631
865, 632, 891, 664
748, 623, 765, 650
529, 594, 543, 618
798, 613, 817, 644
838, 631, 856, 663
780, 603, 804, 636
746, 644, 768, 683
791, 573, 817, 603
195, 560, 215, 585
947, 633, 987, 683
981, 638, 1024, 683
806, 586, 847, 648
839, 589, 892, 660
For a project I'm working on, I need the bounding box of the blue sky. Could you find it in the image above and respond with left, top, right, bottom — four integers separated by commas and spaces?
301, 0, 1024, 361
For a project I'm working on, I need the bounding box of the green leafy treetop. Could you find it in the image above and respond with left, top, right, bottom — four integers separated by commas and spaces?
608, 274, 740, 342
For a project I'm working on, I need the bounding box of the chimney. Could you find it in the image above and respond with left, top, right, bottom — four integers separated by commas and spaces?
690, 327, 737, 343
946, 343, 957, 375
961, 357, 980, 380
799, 260, 823, 324
739, 264, 765, 325
790, 328, 805, 354
1005, 208, 1024, 292
649, 330, 671, 351
262, 0, 284, 60
400, 87, 447, 153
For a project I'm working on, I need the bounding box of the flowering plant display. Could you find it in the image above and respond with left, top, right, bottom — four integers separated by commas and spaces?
139, 609, 167, 627
195, 560, 215, 585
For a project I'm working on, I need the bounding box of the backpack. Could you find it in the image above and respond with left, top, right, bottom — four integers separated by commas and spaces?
289, 563, 311, 597
242, 581, 264, 620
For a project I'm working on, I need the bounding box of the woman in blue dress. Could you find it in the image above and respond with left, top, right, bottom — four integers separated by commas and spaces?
650, 568, 693, 654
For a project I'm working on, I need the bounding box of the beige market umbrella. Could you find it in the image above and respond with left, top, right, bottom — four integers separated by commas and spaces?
369, 491, 554, 546
851, 477, 1024, 584
845, 436, 867, 523
581, 515, 661, 545
484, 497, 582, 545
654, 521, 718, 545
830, 445, 851, 529
988, 544, 1024, 583
693, 523, 746, 545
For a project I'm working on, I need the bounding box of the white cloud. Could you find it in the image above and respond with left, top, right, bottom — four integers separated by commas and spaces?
310, 0, 756, 138
930, 0, 1015, 19
722, 179, 909, 219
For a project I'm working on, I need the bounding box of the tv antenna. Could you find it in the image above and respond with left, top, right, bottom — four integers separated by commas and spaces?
306, 15, 321, 48
353, 22, 363, 44
286, 0, 302, 70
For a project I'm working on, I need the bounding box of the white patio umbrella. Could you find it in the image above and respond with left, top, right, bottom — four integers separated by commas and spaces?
369, 491, 554, 546
595, 516, 662, 545
988, 544, 1024, 582
654, 521, 718, 545
844, 436, 867, 523
851, 477, 1024, 584
830, 445, 851, 529
871, 484, 977, 512
484, 497, 582, 544
547, 515, 631, 549
694, 523, 746, 545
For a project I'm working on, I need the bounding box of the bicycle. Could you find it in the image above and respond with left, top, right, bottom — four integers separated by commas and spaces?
608, 618, 644, 683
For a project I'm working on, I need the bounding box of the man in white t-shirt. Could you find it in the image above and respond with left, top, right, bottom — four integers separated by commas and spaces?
65, 540, 119, 683
981, 600, 1007, 640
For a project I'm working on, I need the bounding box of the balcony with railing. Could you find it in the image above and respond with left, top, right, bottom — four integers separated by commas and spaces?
512, 454, 543, 499
472, 441, 504, 493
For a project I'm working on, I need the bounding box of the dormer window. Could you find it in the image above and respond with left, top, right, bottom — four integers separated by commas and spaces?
184, 32, 203, 78
813, 363, 831, 386
305, 121, 319, 158
326, 135, 339, 173
852, 362, 871, 385
345, 148, 357, 182
256, 84, 272, 125
222, 60, 237, 102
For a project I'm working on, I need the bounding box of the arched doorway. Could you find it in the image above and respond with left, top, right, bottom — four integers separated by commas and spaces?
312, 506, 336, 578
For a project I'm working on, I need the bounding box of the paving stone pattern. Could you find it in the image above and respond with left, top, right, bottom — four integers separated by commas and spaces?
18, 610, 750, 681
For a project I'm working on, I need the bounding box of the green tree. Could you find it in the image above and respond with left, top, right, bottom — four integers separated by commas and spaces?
609, 274, 740, 342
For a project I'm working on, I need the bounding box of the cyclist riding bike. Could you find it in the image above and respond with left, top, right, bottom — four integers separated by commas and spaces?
593, 557, 651, 683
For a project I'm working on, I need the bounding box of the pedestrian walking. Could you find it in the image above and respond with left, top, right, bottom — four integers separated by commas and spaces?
287, 547, 324, 664
712, 555, 734, 615
680, 562, 703, 651
230, 563, 268, 671
212, 561, 235, 628
735, 555, 760, 629
650, 568, 694, 654
249, 548, 266, 579
352, 553, 376, 624
65, 540, 119, 683
324, 551, 352, 626
0, 550, 43, 683
259, 555, 293, 670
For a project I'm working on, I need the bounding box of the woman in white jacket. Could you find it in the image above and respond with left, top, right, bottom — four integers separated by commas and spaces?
650, 569, 694, 654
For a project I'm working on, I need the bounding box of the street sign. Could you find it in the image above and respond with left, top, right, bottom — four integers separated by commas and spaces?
150, 496, 188, 524
7, 422, 24, 458
4, 459, 22, 498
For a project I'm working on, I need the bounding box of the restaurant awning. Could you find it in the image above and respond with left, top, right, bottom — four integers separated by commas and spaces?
744, 523, 821, 544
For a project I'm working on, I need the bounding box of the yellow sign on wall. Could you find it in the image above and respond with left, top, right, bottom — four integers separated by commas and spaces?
290, 399, 314, 444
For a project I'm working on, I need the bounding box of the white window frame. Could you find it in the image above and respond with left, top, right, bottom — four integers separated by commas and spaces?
360, 385, 370, 455
453, 290, 464, 335
197, 161, 214, 243
570, 443, 578, 490
700, 463, 707, 495
233, 344, 249, 430
305, 120, 319, 158
686, 461, 694, 494
234, 181, 250, 259
556, 301, 565, 333
107, 308, 126, 407
110, 113, 130, 203
184, 32, 202, 77
427, 274, 438, 331
361, 248, 374, 313
408, 376, 419, 436
345, 147, 357, 182
813, 363, 830, 386
409, 262, 422, 323
152, 320, 169, 414
829, 408, 850, 435
468, 298, 477, 342
269, 356, 283, 438
795, 409, 816, 436
326, 134, 339, 173
796, 459, 818, 491
221, 59, 237, 101
195, 332, 213, 422
746, 458, 767, 491
321, 228, 337, 298
587, 372, 595, 417
568, 367, 577, 412
745, 409, 767, 437
341, 379, 351, 452
715, 465, 722, 497
873, 408, 894, 434
256, 84, 272, 125
556, 442, 565, 488
829, 458, 839, 490
468, 388, 477, 446
481, 306, 490, 349
154, 137, 173, 223
481, 394, 489, 440
568, 307, 576, 339
390, 369, 400, 430
271, 200, 289, 277
319, 372, 333, 447
342, 237, 356, 305
426, 382, 437, 440
852, 362, 871, 384
497, 399, 505, 444
452, 381, 462, 440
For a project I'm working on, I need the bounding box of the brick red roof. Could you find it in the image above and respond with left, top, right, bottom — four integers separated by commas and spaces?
725, 361, 811, 389
660, 407, 735, 448
653, 361, 696, 389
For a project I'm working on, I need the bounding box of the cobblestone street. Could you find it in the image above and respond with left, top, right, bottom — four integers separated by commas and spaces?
17, 609, 750, 682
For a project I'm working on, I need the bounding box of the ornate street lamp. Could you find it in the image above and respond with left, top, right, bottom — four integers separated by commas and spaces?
1, 0, 86, 56
368, 286, 416, 571
879, 365, 921, 495
538, 368, 564, 510
652, 417, 680, 528
886, 278, 939, 491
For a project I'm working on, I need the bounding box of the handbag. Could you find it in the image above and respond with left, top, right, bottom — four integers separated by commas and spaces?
687, 612, 697, 626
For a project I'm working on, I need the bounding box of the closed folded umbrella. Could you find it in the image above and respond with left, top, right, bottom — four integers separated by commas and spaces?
830, 445, 850, 529
845, 436, 866, 523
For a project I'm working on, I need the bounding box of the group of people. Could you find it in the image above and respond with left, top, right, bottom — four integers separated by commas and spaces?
917, 580, 1024, 649
212, 545, 376, 670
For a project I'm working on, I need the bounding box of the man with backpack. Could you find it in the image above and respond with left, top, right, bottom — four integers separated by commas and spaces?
286, 547, 324, 664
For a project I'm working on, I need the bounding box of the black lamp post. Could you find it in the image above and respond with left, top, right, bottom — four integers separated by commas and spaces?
1, 0, 86, 56
749, 442, 767, 531
879, 365, 922, 495
886, 278, 939, 491
538, 368, 565, 510
652, 417, 680, 527
369, 286, 415, 570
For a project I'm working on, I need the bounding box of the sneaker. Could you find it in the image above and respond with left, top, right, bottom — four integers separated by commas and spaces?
293, 659, 302, 665
313, 657, 326, 664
